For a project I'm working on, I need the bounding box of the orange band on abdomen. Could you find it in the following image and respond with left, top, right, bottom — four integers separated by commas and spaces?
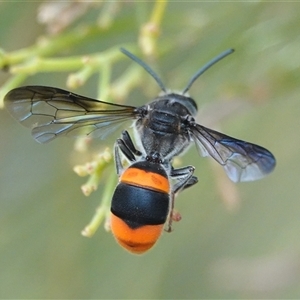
120, 167, 169, 193
111, 214, 164, 254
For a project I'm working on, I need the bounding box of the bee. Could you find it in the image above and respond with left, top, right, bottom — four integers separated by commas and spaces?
4, 48, 276, 253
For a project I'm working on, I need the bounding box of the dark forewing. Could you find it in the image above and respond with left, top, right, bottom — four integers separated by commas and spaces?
190, 124, 276, 182
4, 86, 138, 143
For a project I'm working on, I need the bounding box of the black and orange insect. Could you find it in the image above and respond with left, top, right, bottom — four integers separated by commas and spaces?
110, 130, 197, 253
4, 48, 276, 253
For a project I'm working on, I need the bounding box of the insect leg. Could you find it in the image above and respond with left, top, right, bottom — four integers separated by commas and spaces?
114, 141, 125, 177
171, 166, 198, 193
165, 166, 197, 232
114, 137, 137, 177
121, 130, 142, 157
115, 138, 136, 162
114, 131, 142, 176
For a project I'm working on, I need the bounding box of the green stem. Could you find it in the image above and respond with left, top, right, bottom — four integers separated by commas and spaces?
1, 24, 104, 67
81, 171, 117, 237
150, 0, 168, 26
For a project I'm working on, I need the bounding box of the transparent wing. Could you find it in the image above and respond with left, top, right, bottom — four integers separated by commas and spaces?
190, 124, 276, 182
4, 86, 139, 143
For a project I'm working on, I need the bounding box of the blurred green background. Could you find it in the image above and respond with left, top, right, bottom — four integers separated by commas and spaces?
1, 2, 300, 299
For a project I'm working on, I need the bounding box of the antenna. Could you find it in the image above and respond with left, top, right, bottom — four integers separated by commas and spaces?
120, 48, 167, 93
182, 48, 234, 94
